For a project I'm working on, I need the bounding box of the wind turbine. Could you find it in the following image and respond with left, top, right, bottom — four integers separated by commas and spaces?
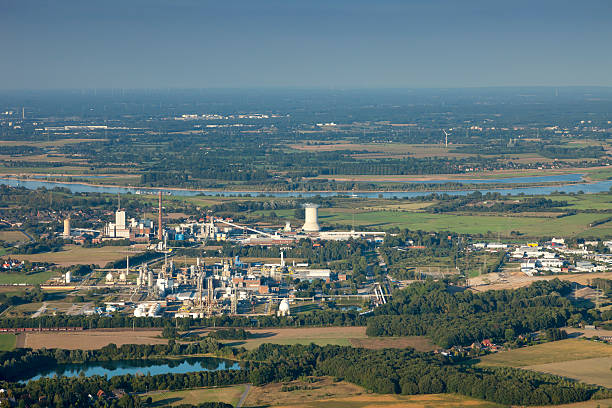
442, 129, 449, 148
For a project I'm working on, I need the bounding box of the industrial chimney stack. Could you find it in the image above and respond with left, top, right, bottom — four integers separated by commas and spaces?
158, 191, 163, 241
63, 217, 71, 238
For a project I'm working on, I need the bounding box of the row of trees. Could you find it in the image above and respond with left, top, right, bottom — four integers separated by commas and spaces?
0, 309, 367, 331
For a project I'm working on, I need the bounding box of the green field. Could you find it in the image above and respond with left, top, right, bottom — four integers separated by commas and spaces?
478, 338, 612, 367
319, 209, 609, 236
0, 333, 16, 351
216, 327, 367, 350
583, 166, 612, 181
0, 270, 54, 285
553, 193, 612, 211
251, 193, 612, 237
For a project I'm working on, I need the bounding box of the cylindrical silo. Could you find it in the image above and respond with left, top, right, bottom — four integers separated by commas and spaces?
63, 218, 71, 238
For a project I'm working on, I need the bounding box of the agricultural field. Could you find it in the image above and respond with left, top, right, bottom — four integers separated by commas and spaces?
525, 356, 612, 388
291, 140, 549, 164
11, 244, 143, 267
146, 384, 246, 407
0, 333, 16, 351
270, 394, 505, 408
557, 193, 612, 211
205, 327, 437, 351
244, 377, 503, 408
23, 329, 166, 350
583, 166, 612, 181
0, 230, 30, 243
477, 338, 612, 367
531, 399, 612, 408
479, 339, 612, 388
319, 209, 609, 237
0, 269, 54, 285
213, 326, 368, 349
469, 271, 612, 291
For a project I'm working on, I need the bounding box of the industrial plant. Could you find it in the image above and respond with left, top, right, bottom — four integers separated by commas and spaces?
55, 200, 389, 320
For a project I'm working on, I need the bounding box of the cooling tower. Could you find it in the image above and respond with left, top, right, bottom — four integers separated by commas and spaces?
302, 204, 320, 232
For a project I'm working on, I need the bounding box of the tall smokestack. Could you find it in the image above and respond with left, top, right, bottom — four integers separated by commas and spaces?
158, 191, 163, 241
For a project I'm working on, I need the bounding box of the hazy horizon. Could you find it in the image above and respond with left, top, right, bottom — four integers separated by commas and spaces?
2, 0, 612, 90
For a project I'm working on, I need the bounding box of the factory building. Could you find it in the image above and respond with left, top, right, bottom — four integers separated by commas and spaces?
103, 208, 154, 240
104, 210, 131, 239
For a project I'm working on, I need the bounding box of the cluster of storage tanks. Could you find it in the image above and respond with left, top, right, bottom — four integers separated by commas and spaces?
133, 302, 161, 317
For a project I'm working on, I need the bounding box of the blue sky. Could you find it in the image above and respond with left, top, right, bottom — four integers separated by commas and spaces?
1, 0, 611, 89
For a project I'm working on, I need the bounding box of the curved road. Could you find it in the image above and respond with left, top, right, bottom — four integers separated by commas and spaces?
236, 384, 251, 408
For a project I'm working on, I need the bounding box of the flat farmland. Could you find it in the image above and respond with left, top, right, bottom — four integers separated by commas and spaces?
206, 327, 436, 351
23, 329, 165, 350
470, 271, 612, 291
0, 138, 105, 147
577, 223, 612, 239
271, 394, 504, 408
216, 326, 368, 349
531, 398, 612, 408
0, 270, 54, 285
478, 338, 612, 367
0, 230, 30, 243
246, 377, 503, 408
559, 194, 612, 211
0, 333, 16, 351
12, 245, 141, 267
525, 356, 612, 388
319, 209, 608, 236
146, 385, 246, 407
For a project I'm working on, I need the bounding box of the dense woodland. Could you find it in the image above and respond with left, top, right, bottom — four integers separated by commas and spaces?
2, 341, 610, 407
366, 280, 589, 347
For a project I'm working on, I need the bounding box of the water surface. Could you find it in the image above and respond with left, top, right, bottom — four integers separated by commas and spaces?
2, 176, 611, 199
21, 357, 240, 383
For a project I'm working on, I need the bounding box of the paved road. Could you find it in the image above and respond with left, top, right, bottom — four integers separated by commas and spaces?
31, 302, 47, 318
236, 384, 251, 408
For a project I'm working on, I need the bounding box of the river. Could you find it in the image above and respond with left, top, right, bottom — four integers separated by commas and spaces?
1, 175, 611, 199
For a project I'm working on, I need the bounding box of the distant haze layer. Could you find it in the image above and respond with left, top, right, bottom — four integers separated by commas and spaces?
1, 0, 612, 89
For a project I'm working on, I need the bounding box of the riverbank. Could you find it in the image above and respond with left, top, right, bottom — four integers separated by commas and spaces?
2, 174, 612, 198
